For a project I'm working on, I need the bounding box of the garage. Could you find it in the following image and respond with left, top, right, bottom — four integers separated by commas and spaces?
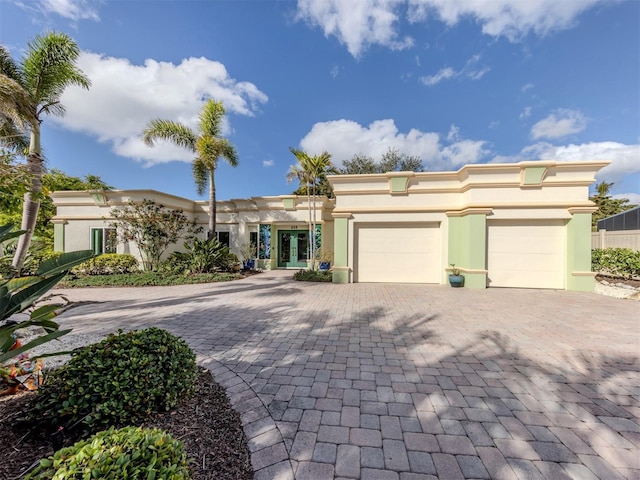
355, 223, 441, 283
487, 220, 566, 289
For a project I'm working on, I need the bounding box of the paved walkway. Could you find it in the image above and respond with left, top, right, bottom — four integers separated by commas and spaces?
55, 271, 640, 480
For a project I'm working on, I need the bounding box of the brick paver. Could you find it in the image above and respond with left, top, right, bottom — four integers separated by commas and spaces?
55, 270, 640, 479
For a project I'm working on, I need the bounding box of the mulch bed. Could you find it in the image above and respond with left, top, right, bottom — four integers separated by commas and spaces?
0, 368, 253, 480
596, 274, 640, 289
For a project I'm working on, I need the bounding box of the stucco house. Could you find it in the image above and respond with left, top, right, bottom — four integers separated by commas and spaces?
51, 160, 607, 291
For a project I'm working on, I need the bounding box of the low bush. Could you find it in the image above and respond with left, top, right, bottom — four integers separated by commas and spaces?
293, 269, 332, 282
28, 327, 198, 435
26, 426, 191, 480
160, 238, 236, 274
57, 271, 240, 287
592, 248, 640, 279
72, 253, 139, 275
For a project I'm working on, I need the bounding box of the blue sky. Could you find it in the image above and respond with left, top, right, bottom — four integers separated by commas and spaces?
1, 0, 639, 203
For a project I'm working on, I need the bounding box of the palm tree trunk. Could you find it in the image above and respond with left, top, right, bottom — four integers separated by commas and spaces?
208, 168, 216, 241
12, 126, 43, 272
306, 180, 312, 270
311, 183, 317, 270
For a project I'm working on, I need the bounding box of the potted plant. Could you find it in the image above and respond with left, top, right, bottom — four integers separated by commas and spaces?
316, 247, 333, 271
240, 242, 256, 270
448, 264, 464, 287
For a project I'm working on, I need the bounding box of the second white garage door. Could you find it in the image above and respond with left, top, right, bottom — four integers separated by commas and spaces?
487, 220, 565, 289
355, 223, 441, 283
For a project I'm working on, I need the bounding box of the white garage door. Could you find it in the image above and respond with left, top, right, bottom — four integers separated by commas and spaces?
487, 220, 565, 289
356, 223, 441, 283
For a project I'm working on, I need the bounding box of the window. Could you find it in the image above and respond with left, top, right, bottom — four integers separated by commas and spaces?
259, 225, 271, 259
250, 231, 258, 257
91, 228, 117, 254
217, 231, 230, 247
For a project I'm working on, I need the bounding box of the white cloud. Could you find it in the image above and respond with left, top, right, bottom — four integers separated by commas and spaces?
295, 0, 413, 57
502, 141, 640, 183
296, 0, 607, 56
420, 54, 489, 86
447, 124, 460, 141
52, 51, 268, 166
520, 106, 532, 119
407, 0, 604, 41
263, 159, 275, 167
330, 65, 340, 78
614, 193, 640, 204
421, 67, 456, 86
521, 83, 535, 93
531, 109, 587, 140
299, 118, 488, 169
17, 0, 100, 21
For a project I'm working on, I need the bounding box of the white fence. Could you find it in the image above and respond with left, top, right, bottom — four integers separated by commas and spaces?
592, 229, 640, 250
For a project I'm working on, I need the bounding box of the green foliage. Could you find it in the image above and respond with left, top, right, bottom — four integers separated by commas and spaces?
143, 99, 238, 239
592, 248, 640, 279
0, 224, 95, 375
0, 164, 112, 251
25, 426, 191, 480
72, 253, 139, 275
341, 148, 424, 174
110, 199, 199, 271
293, 269, 332, 282
161, 238, 233, 274
590, 181, 637, 230
29, 327, 198, 435
57, 271, 240, 288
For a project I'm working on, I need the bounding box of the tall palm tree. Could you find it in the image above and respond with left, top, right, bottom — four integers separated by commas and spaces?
0, 33, 90, 271
142, 99, 238, 240
287, 148, 336, 268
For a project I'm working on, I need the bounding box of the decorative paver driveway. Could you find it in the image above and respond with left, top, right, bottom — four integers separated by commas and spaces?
55, 271, 639, 480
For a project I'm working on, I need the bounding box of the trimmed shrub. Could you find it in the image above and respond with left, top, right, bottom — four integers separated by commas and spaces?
293, 269, 332, 282
592, 248, 640, 279
29, 327, 198, 435
25, 426, 191, 480
161, 238, 237, 274
72, 253, 139, 275
57, 271, 240, 288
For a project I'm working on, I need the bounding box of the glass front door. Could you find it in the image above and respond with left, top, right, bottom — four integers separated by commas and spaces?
278, 230, 309, 268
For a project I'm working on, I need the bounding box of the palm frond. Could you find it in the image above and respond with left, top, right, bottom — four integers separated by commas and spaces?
198, 99, 225, 137
0, 45, 24, 85
192, 158, 209, 196
21, 32, 90, 117
142, 120, 197, 151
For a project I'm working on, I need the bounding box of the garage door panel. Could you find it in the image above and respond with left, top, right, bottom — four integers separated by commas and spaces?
487, 220, 565, 289
356, 224, 440, 283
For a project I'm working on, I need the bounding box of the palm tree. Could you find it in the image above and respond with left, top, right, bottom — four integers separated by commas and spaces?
0, 33, 90, 271
142, 100, 238, 240
287, 148, 336, 268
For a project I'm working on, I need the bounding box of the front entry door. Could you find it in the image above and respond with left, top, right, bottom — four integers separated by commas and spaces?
278, 230, 309, 268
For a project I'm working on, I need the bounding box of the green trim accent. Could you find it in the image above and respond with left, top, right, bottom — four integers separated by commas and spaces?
462, 272, 486, 289
566, 213, 594, 291
447, 214, 487, 288
389, 176, 409, 193
332, 217, 349, 283
522, 166, 547, 186
282, 198, 295, 210
90, 191, 107, 205
332, 268, 349, 284
53, 223, 64, 252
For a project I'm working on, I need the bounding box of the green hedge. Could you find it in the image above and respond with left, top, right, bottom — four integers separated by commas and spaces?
592, 248, 640, 279
26, 426, 190, 480
29, 328, 198, 435
293, 269, 332, 282
72, 253, 139, 275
